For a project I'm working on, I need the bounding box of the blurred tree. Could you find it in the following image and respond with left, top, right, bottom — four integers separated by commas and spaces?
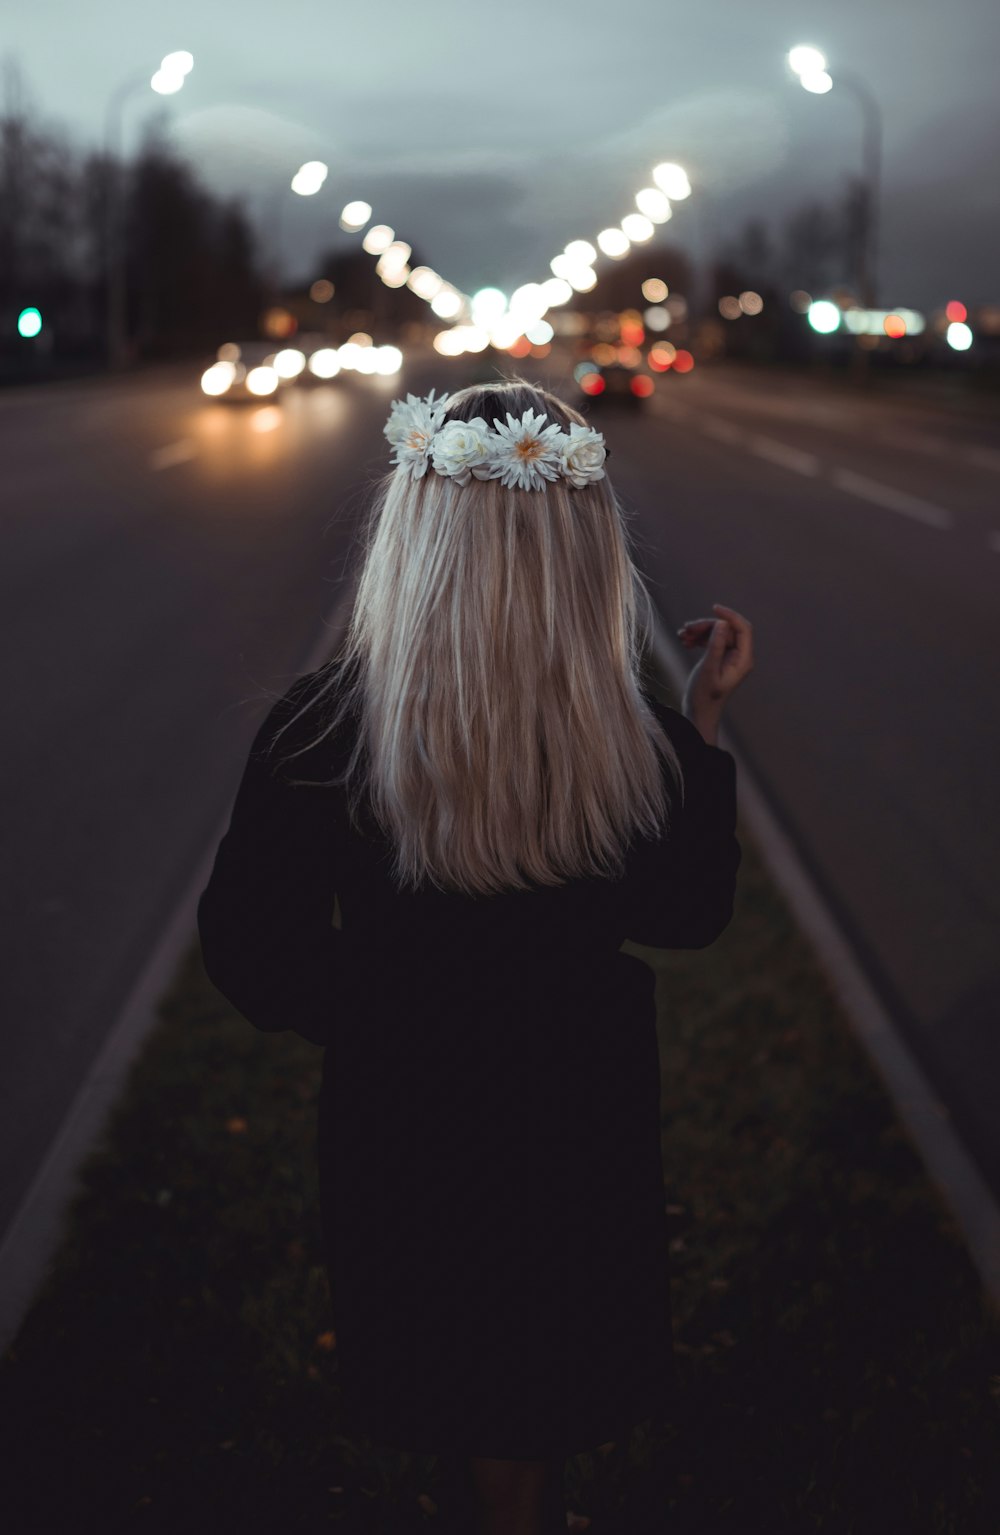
0, 57, 91, 362
128, 128, 266, 358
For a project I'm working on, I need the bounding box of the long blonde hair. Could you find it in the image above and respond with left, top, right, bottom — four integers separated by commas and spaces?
271, 376, 684, 897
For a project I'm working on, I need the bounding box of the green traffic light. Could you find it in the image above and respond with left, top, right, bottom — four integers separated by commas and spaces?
17, 307, 42, 338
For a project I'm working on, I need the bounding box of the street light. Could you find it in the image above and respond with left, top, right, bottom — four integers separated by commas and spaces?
104, 52, 194, 368
786, 43, 883, 310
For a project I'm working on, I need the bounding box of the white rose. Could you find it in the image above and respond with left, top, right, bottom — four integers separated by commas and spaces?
430, 417, 492, 486
559, 422, 607, 488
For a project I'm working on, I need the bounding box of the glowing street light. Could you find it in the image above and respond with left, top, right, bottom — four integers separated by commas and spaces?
291, 160, 328, 196
340, 200, 372, 231
787, 44, 830, 90
596, 227, 630, 259
651, 162, 691, 200
635, 187, 671, 223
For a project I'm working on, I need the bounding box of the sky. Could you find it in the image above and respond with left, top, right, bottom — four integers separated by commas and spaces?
5, 0, 1000, 311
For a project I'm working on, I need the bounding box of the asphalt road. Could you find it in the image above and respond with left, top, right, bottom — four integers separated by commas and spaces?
2, 351, 998, 1254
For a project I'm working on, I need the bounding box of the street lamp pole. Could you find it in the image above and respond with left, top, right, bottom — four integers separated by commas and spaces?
836, 70, 883, 311
103, 53, 193, 370
103, 74, 146, 371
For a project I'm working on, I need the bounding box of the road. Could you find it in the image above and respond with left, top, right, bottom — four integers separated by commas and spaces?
1, 351, 998, 1257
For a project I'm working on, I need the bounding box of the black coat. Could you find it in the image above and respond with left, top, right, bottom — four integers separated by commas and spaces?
197, 668, 741, 1457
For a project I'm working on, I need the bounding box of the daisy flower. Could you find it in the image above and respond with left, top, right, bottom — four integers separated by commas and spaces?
485, 409, 566, 492
384, 389, 452, 478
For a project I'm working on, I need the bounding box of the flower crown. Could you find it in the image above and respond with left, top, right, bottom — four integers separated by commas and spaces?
383, 389, 608, 492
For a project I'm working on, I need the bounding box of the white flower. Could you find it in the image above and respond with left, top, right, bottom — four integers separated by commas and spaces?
485, 408, 565, 491
384, 389, 451, 478
559, 421, 607, 488
430, 417, 492, 486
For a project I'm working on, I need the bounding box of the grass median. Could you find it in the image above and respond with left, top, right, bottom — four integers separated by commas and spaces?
3, 816, 999, 1534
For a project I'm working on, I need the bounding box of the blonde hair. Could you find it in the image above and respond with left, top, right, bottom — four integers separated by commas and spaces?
271, 376, 684, 897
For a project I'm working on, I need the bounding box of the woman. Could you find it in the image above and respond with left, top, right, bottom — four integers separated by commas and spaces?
197, 377, 753, 1534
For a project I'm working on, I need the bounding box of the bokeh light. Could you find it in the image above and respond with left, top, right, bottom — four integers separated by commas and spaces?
375, 345, 403, 374
309, 279, 335, 303
643, 306, 671, 331
273, 347, 306, 378
541, 277, 573, 306
635, 188, 671, 223
641, 279, 668, 303
946, 321, 973, 351
945, 300, 967, 324
597, 228, 630, 259
246, 365, 279, 396
672, 349, 695, 373
361, 224, 394, 254
883, 314, 907, 338
648, 343, 676, 371
788, 44, 827, 75
565, 240, 597, 264
150, 68, 184, 95
807, 299, 841, 333
200, 361, 235, 396
739, 290, 764, 315
291, 161, 328, 196
430, 288, 463, 319
309, 348, 341, 378
408, 267, 444, 300
16, 306, 42, 338
631, 375, 655, 397
718, 295, 742, 320
340, 201, 372, 231
621, 213, 654, 242
651, 162, 691, 200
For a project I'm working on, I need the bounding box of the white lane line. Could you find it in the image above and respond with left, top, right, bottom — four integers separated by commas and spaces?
149, 439, 196, 471
830, 467, 952, 529
876, 430, 1000, 475
748, 434, 821, 477
700, 414, 746, 445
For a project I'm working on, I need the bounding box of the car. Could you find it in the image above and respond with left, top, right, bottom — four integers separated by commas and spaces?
199, 341, 294, 402
573, 358, 655, 410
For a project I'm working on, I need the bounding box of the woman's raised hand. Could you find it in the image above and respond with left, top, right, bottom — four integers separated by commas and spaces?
677, 602, 754, 712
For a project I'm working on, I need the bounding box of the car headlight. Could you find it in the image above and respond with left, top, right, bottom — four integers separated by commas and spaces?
201, 361, 236, 396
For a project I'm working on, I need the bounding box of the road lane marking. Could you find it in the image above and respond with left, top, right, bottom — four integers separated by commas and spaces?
700, 414, 746, 445
149, 439, 196, 471
748, 434, 821, 477
830, 467, 952, 529
877, 430, 1000, 475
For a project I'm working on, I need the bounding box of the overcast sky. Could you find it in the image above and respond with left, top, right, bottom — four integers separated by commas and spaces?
6, 0, 999, 310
